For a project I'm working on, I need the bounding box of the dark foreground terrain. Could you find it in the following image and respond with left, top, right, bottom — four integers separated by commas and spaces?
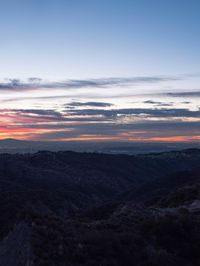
0, 149, 200, 265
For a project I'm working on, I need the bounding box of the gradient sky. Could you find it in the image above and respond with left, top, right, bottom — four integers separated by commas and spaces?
0, 0, 200, 142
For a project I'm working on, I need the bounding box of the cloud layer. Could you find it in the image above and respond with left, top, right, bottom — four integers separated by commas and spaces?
0, 75, 181, 91
0, 74, 200, 142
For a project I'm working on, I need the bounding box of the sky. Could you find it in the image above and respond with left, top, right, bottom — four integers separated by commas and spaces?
0, 0, 200, 142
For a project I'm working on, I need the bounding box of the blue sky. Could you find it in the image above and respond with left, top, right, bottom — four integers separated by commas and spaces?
0, 0, 200, 142
1, 0, 200, 78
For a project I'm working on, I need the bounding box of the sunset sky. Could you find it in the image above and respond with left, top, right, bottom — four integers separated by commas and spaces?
0, 0, 200, 142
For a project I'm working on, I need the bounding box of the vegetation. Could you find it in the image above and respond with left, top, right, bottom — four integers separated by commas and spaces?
0, 149, 200, 265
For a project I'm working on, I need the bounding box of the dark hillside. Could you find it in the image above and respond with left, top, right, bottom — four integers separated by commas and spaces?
0, 149, 200, 265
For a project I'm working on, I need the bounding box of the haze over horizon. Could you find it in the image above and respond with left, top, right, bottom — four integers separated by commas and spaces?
0, 0, 200, 143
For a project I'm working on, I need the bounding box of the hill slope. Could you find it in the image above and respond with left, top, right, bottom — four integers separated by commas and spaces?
0, 149, 200, 265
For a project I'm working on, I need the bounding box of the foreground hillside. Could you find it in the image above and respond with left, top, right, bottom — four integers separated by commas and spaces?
0, 149, 200, 265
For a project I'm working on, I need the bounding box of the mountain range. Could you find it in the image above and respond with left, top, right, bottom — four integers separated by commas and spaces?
1, 138, 200, 154
0, 149, 200, 265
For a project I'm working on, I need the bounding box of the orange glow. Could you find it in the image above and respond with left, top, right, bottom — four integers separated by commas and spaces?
0, 127, 69, 140
0, 110, 200, 143
1, 131, 200, 142
58, 134, 121, 142
143, 136, 200, 142
56, 134, 200, 142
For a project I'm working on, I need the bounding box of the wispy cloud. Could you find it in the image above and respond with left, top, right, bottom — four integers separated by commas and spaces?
0, 75, 181, 91
66, 101, 113, 107
0, 74, 200, 142
1, 106, 200, 141
65, 107, 200, 118
143, 100, 174, 107
166, 91, 200, 97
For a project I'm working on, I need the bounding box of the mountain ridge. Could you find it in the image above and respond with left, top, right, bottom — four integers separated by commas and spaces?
0, 149, 200, 265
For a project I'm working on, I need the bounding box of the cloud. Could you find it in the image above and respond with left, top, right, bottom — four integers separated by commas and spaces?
0, 109, 64, 125
1, 106, 200, 141
166, 91, 200, 97
144, 100, 162, 104
66, 101, 113, 107
65, 107, 200, 118
2, 107, 200, 129
0, 73, 199, 142
143, 100, 174, 107
181, 101, 191, 104
16, 109, 62, 118
0, 75, 181, 91
17, 120, 200, 141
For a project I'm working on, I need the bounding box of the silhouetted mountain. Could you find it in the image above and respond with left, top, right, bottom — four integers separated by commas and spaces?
0, 138, 200, 154
0, 149, 200, 265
